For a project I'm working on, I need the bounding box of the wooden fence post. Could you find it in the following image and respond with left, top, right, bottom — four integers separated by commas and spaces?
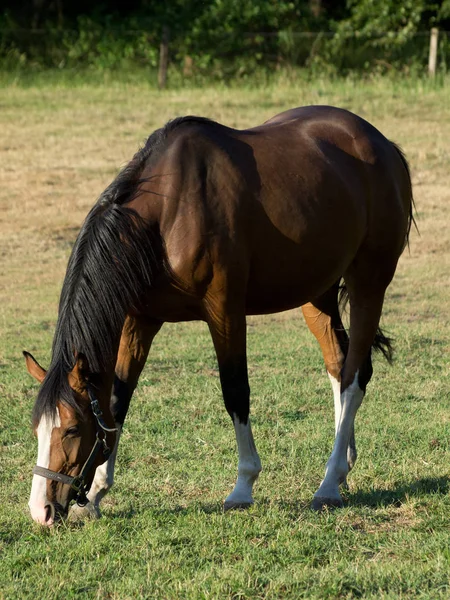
428, 27, 439, 78
158, 26, 170, 89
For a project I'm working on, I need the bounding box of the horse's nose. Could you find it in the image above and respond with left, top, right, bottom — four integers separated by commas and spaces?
44, 502, 56, 525
29, 501, 56, 526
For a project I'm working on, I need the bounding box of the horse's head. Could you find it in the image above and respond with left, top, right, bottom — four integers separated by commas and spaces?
24, 351, 117, 526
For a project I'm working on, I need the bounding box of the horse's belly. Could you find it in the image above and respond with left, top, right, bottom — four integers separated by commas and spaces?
245, 274, 335, 315
245, 238, 354, 314
245, 286, 308, 315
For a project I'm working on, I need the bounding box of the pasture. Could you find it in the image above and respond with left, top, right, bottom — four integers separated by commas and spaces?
0, 76, 449, 599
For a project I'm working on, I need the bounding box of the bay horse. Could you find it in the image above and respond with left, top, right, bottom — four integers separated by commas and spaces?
24, 106, 414, 525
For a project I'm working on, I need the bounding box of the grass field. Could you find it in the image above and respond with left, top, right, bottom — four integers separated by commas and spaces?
0, 75, 449, 599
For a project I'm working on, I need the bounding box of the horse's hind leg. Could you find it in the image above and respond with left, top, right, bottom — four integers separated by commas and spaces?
301, 283, 356, 480
69, 315, 162, 521
312, 280, 388, 510
205, 292, 261, 511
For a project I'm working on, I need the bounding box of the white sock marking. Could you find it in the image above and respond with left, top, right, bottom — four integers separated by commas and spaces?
87, 426, 122, 507
29, 410, 60, 524
327, 372, 342, 435
225, 416, 261, 507
315, 371, 363, 502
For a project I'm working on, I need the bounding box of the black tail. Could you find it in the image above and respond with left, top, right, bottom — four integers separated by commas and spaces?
391, 141, 418, 250
338, 283, 394, 364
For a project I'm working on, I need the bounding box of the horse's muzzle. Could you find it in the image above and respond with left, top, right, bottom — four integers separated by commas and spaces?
43, 501, 66, 525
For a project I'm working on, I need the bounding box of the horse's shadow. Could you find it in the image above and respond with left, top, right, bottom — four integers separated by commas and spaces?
110, 501, 222, 520
347, 475, 449, 508
107, 475, 449, 521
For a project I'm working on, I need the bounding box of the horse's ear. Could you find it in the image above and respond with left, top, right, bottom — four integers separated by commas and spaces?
23, 351, 47, 383
69, 353, 90, 389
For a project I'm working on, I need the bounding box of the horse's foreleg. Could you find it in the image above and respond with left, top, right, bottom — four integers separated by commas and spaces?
110, 315, 163, 428
69, 315, 162, 520
206, 302, 261, 511
312, 292, 385, 510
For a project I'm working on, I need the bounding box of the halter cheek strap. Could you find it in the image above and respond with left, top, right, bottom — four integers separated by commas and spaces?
32, 387, 118, 507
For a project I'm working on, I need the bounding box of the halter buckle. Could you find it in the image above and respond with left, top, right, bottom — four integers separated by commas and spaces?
70, 476, 84, 492
96, 431, 111, 457
89, 395, 103, 418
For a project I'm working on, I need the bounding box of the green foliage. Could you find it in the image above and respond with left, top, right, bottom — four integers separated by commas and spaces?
0, 2, 450, 82
342, 0, 426, 35
439, 0, 450, 18
62, 16, 159, 71
311, 0, 447, 75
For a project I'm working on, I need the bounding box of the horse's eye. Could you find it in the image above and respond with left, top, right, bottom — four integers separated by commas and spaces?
65, 426, 80, 438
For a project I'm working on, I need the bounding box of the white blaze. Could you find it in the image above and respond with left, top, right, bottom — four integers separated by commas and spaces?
29, 410, 60, 525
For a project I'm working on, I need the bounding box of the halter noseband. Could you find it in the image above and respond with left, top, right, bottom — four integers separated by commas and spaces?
32, 387, 118, 507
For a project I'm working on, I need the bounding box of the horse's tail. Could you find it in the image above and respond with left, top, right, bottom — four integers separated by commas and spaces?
338, 283, 394, 364
390, 141, 418, 250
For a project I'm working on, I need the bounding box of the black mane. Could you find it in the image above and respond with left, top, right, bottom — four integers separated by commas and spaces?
33, 116, 214, 425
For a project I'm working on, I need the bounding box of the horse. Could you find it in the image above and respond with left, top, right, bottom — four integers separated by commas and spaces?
24, 105, 414, 525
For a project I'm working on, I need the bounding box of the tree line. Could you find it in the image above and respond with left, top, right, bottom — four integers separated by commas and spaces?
1, 1, 450, 77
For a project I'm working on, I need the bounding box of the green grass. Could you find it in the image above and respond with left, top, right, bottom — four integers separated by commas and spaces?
0, 75, 449, 599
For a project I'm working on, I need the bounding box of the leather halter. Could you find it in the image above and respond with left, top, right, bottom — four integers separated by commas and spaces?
32, 387, 118, 507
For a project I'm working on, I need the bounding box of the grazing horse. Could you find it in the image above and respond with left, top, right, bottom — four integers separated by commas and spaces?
24, 106, 414, 525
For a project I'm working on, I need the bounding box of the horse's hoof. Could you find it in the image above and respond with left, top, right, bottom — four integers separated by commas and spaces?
311, 496, 344, 511
223, 500, 253, 512
68, 502, 101, 522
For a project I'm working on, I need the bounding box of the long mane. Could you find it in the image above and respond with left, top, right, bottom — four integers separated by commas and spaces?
33, 116, 214, 425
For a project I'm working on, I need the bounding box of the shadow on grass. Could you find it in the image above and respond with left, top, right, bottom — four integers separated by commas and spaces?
348, 476, 449, 508
110, 498, 315, 520
97, 476, 449, 523
111, 501, 224, 520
